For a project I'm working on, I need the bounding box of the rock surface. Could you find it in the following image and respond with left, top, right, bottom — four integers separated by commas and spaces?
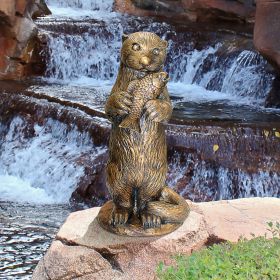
115, 0, 255, 23
32, 197, 280, 280
254, 0, 280, 74
0, 0, 50, 80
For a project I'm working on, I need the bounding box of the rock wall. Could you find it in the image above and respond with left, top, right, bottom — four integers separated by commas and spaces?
254, 0, 280, 107
0, 0, 50, 80
115, 0, 256, 23
254, 0, 280, 74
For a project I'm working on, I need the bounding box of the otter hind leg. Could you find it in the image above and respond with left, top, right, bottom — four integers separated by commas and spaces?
142, 187, 190, 228
107, 162, 134, 226
110, 204, 130, 226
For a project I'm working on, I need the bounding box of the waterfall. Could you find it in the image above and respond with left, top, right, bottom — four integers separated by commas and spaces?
45, 29, 121, 83
45, 0, 114, 11
168, 153, 280, 201
39, 8, 273, 103
168, 46, 273, 102
0, 117, 106, 204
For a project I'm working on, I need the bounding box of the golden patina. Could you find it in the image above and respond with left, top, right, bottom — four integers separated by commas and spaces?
97, 31, 190, 236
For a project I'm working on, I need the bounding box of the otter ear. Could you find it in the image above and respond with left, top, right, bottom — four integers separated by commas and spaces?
162, 39, 168, 48
122, 34, 129, 43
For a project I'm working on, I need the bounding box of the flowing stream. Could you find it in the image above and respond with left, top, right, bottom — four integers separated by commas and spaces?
1, 0, 280, 278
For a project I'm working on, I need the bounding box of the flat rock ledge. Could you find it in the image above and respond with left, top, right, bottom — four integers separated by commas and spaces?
32, 197, 280, 280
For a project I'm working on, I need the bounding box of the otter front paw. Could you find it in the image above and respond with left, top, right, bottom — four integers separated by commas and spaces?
141, 212, 161, 229
105, 91, 133, 118
110, 207, 129, 226
145, 100, 171, 123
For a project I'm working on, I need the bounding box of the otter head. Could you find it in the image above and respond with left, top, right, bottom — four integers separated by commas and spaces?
121, 32, 168, 73
152, 72, 170, 88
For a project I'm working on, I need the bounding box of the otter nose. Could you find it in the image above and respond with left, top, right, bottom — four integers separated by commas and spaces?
140, 56, 151, 66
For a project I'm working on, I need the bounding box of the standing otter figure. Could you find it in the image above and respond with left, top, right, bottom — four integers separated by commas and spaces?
98, 32, 189, 236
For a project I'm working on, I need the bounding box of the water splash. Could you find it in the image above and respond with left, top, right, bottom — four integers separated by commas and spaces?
169, 46, 273, 102
170, 45, 219, 85
0, 117, 106, 204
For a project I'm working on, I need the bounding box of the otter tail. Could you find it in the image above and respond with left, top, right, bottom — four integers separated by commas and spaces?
119, 117, 141, 133
146, 187, 190, 224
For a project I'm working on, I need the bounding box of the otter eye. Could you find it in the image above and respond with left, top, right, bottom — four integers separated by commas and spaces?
132, 43, 141, 51
153, 48, 160, 55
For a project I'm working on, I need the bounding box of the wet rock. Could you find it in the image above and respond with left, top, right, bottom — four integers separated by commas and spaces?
181, 0, 255, 23
71, 152, 110, 206
265, 76, 280, 108
115, 0, 255, 23
254, 0, 280, 74
32, 197, 280, 280
0, 0, 50, 80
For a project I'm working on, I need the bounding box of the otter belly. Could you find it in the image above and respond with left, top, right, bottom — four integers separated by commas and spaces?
108, 120, 167, 189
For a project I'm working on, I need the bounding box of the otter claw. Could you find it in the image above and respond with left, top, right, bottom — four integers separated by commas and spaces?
141, 213, 161, 229
110, 209, 129, 226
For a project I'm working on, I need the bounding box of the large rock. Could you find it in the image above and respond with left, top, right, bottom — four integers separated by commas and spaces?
254, 0, 280, 73
32, 197, 280, 280
182, 0, 255, 23
115, 0, 255, 23
0, 0, 51, 80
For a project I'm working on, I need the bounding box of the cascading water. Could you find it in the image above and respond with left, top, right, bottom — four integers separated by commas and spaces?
168, 153, 280, 201
45, 0, 114, 11
0, 116, 106, 204
38, 0, 275, 107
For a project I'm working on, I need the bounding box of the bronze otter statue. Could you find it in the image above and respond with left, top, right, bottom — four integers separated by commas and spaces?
97, 32, 189, 236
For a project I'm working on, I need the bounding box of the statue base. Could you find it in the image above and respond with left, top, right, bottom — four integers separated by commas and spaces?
97, 200, 188, 237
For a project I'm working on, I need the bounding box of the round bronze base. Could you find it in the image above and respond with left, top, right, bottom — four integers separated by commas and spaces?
97, 200, 185, 237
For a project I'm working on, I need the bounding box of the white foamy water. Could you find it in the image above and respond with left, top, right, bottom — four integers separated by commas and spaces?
0, 117, 106, 204
0, 175, 54, 204
45, 0, 113, 11
170, 45, 273, 102
171, 45, 219, 85
44, 0, 116, 19
45, 29, 121, 82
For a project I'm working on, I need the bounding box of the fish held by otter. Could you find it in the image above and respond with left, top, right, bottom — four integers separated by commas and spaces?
119, 71, 169, 133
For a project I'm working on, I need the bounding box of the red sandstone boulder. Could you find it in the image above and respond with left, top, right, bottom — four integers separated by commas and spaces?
32, 198, 280, 280
254, 0, 280, 73
115, 0, 255, 23
0, 0, 50, 80
182, 0, 255, 22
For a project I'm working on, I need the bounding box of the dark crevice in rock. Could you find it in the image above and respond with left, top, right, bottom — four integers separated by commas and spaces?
55, 237, 80, 247
15, 11, 24, 17
265, 75, 280, 108
95, 249, 124, 273
205, 234, 226, 247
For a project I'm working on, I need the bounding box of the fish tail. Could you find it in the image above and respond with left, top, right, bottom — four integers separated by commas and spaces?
119, 117, 141, 133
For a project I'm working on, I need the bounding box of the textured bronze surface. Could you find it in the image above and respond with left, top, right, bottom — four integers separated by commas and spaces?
98, 31, 189, 236
119, 72, 169, 133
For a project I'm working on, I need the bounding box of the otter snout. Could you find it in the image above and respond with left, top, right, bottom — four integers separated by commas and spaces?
140, 56, 151, 66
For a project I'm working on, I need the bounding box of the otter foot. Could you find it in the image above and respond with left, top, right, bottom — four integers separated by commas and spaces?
110, 207, 129, 226
141, 213, 161, 229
